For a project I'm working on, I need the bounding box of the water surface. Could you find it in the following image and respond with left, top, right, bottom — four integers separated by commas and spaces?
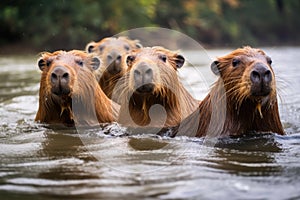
0, 48, 299, 199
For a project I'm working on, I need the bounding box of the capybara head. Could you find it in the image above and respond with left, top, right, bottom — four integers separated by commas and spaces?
85, 36, 142, 75
38, 50, 100, 98
116, 46, 196, 128
191, 46, 284, 137
36, 50, 103, 125
125, 46, 185, 95
211, 46, 276, 111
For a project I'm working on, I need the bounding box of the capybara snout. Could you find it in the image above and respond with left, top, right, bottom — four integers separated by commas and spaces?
50, 66, 71, 96
250, 62, 272, 96
106, 50, 122, 74
133, 62, 154, 93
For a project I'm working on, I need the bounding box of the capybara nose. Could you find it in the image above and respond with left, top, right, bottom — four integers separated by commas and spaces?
107, 52, 122, 74
107, 52, 121, 62
134, 63, 153, 85
50, 66, 70, 95
250, 63, 272, 85
250, 63, 272, 96
51, 66, 70, 85
134, 63, 154, 93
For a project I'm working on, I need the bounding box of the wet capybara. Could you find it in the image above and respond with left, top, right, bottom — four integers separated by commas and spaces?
116, 46, 199, 128
85, 36, 142, 99
189, 46, 285, 137
35, 50, 119, 127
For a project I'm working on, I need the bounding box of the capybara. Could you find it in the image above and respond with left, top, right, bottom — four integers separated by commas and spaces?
188, 46, 285, 137
35, 50, 119, 127
85, 36, 142, 99
116, 46, 199, 128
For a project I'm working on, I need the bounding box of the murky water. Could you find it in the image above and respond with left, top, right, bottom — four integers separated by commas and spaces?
0, 48, 300, 199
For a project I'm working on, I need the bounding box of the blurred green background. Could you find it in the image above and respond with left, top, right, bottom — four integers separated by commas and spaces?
1, 0, 300, 53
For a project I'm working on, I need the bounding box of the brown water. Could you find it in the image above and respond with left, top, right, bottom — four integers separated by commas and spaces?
0, 48, 300, 200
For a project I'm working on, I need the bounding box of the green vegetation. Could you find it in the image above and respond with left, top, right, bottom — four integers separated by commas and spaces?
1, 0, 300, 52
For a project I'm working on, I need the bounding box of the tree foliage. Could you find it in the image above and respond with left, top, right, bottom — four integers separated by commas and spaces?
0, 0, 299, 51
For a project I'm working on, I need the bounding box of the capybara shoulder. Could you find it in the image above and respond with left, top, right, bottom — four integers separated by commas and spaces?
117, 46, 199, 129
35, 50, 119, 127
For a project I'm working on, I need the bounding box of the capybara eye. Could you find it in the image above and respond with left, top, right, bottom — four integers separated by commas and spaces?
76, 60, 84, 67
126, 55, 135, 66
99, 45, 104, 52
232, 59, 240, 67
159, 54, 167, 62
124, 45, 130, 51
266, 56, 272, 65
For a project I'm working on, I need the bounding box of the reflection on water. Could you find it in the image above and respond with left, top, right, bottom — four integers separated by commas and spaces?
0, 48, 300, 199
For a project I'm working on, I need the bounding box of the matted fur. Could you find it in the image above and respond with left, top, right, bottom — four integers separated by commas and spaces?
35, 50, 119, 127
116, 46, 199, 127
189, 46, 285, 137
85, 36, 142, 99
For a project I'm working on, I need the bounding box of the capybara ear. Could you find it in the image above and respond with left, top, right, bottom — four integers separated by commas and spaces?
175, 54, 185, 68
90, 57, 101, 70
135, 41, 143, 49
37, 58, 47, 71
211, 60, 220, 75
86, 42, 95, 53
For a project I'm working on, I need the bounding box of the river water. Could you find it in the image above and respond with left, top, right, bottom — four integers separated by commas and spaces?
0, 47, 299, 199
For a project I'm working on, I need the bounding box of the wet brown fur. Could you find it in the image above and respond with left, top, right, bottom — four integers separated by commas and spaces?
193, 46, 284, 137
35, 50, 119, 127
116, 46, 199, 127
85, 36, 142, 99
